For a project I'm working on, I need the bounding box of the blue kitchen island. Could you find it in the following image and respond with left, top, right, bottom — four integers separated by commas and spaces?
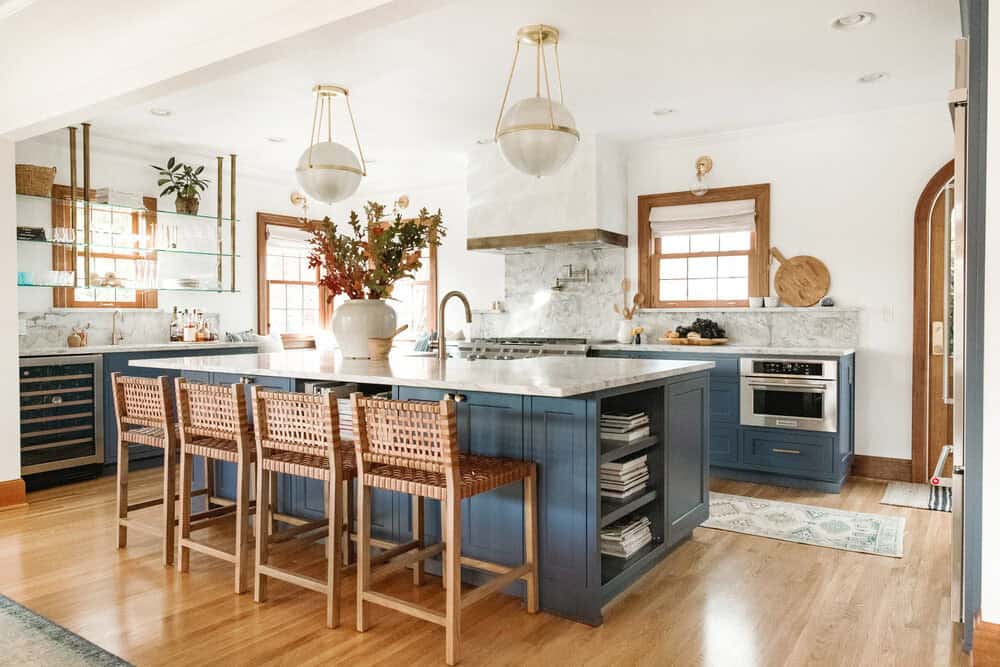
131, 351, 713, 625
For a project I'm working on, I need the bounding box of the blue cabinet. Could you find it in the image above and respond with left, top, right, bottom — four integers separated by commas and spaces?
740, 428, 836, 476
710, 381, 739, 424
665, 375, 710, 546
709, 424, 740, 466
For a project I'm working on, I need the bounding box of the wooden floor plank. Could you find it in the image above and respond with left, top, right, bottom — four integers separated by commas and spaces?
0, 470, 969, 666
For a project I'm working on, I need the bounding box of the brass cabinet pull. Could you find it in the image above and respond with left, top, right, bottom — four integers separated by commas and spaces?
773, 448, 801, 455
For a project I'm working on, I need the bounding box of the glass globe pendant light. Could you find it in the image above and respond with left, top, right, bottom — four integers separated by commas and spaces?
494, 24, 580, 177
295, 84, 367, 203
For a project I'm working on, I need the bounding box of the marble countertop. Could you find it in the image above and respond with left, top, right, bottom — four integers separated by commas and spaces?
589, 343, 855, 357
129, 350, 715, 398
19, 341, 260, 357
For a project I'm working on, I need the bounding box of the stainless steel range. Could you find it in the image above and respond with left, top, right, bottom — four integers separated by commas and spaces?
456, 337, 589, 360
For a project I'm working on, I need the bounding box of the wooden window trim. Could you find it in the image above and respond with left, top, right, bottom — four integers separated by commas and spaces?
51, 184, 158, 309
637, 183, 771, 308
256, 211, 332, 335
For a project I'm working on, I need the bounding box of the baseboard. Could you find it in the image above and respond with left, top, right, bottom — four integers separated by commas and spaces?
975, 618, 1000, 666
0, 478, 27, 510
851, 455, 912, 482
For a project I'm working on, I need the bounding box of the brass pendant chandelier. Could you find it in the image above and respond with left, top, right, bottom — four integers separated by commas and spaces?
295, 84, 367, 204
494, 24, 580, 177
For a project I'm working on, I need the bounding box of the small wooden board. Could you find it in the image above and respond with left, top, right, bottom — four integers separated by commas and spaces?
771, 247, 830, 307
658, 337, 729, 346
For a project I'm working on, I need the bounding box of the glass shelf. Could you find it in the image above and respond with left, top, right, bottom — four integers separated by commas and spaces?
16, 193, 240, 223
16, 281, 239, 293
16, 237, 240, 258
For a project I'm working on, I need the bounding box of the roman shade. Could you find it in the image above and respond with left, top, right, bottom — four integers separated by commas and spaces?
649, 199, 756, 237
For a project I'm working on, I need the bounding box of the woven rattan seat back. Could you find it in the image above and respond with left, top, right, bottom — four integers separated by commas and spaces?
350, 394, 458, 474
250, 387, 341, 458
111, 372, 173, 429
174, 378, 250, 444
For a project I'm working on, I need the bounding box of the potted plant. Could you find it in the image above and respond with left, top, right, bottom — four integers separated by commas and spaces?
151, 157, 209, 214
308, 201, 445, 358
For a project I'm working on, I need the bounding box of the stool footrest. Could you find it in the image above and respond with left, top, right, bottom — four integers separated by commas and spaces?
126, 497, 165, 512
180, 538, 237, 563
461, 563, 532, 609
257, 564, 327, 594
372, 542, 442, 584
267, 519, 328, 545
117, 518, 162, 536
363, 591, 447, 626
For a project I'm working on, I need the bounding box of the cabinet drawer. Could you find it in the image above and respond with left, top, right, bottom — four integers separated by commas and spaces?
740, 429, 835, 476
709, 424, 739, 466
710, 381, 739, 424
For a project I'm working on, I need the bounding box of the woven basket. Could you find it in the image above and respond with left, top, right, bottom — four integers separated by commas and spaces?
15, 164, 56, 197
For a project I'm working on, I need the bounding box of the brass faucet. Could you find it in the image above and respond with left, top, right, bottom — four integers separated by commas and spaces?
438, 290, 471, 362
111, 309, 125, 345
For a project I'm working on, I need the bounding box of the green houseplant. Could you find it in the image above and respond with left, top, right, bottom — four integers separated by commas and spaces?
151, 157, 209, 215
307, 201, 445, 357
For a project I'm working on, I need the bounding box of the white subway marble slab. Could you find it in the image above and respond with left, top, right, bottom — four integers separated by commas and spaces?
20, 341, 259, 357
129, 351, 714, 398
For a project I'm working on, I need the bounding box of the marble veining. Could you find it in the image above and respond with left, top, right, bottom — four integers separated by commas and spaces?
18, 310, 221, 351
20, 341, 259, 357
590, 343, 855, 357
129, 350, 714, 398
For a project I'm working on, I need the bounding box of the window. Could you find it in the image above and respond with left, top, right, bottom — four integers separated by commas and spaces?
638, 185, 770, 308
257, 213, 329, 335
51, 185, 158, 308
376, 220, 437, 339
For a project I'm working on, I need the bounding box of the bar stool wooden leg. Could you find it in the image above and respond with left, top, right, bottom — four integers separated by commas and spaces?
205, 458, 216, 507
268, 472, 278, 537
327, 475, 343, 628
412, 496, 425, 586
342, 480, 352, 566
178, 450, 193, 572
254, 462, 270, 603
356, 485, 372, 632
235, 456, 251, 595
440, 500, 448, 590
162, 441, 177, 567
444, 491, 462, 666
524, 466, 539, 613
116, 441, 128, 549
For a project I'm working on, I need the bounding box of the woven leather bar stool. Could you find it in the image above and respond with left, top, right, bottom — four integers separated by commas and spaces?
175, 378, 256, 594
249, 386, 359, 628
111, 373, 180, 566
351, 394, 539, 666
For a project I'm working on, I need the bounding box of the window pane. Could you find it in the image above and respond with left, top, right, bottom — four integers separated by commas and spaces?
719, 231, 751, 251
659, 279, 686, 301
688, 256, 717, 279
299, 257, 312, 280
286, 284, 302, 308
411, 284, 429, 334
286, 309, 303, 333
269, 283, 286, 307
283, 256, 300, 282
718, 255, 748, 278
303, 285, 319, 309
269, 309, 286, 334
659, 235, 689, 254
719, 278, 749, 300
266, 255, 283, 280
688, 279, 716, 300
659, 258, 687, 280
302, 310, 317, 332
690, 233, 719, 253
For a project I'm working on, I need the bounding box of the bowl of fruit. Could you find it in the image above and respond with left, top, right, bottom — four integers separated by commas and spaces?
660, 318, 729, 345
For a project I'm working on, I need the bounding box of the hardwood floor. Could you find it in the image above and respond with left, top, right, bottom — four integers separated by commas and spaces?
0, 470, 968, 666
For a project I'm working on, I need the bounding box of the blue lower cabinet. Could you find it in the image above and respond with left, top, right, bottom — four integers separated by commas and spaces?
739, 428, 836, 477
710, 381, 739, 424
665, 375, 710, 547
709, 424, 740, 466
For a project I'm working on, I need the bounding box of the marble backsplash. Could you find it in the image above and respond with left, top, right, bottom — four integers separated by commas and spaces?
474, 248, 859, 348
19, 310, 221, 351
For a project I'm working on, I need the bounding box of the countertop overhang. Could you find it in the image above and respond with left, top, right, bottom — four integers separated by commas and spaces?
129, 350, 714, 398
589, 343, 855, 357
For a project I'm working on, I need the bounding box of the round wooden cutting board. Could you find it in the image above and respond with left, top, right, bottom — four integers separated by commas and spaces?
770, 247, 830, 307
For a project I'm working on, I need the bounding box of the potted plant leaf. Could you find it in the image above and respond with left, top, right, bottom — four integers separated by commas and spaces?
151, 157, 209, 214
308, 201, 445, 358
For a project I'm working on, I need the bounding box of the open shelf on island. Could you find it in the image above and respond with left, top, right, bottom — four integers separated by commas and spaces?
600, 489, 657, 528
16, 192, 240, 222
600, 435, 659, 464
601, 541, 662, 585
16, 237, 239, 258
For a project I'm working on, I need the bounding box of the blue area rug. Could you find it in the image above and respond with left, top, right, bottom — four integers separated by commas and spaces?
703, 492, 905, 558
0, 595, 130, 666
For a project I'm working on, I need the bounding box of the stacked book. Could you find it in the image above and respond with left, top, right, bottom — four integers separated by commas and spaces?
601, 513, 653, 559
600, 410, 650, 445
600, 454, 649, 500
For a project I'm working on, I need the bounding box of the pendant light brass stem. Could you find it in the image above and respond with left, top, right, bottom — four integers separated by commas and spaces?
82, 122, 91, 289
343, 91, 367, 176
539, 29, 556, 128
230, 154, 236, 293
68, 126, 78, 289
494, 24, 573, 139
216, 156, 223, 285
301, 85, 366, 178
494, 40, 521, 140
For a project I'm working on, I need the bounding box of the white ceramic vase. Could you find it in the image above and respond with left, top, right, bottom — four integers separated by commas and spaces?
616, 319, 633, 344
331, 299, 397, 359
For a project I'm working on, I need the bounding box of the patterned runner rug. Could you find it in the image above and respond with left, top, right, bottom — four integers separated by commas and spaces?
880, 481, 953, 512
0, 595, 130, 666
703, 492, 905, 558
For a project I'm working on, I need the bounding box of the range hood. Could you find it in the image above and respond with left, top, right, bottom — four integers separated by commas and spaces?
466, 136, 627, 253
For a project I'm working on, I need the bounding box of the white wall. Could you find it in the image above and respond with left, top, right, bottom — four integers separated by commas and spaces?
626, 104, 953, 460
980, 7, 1000, 626
0, 139, 21, 482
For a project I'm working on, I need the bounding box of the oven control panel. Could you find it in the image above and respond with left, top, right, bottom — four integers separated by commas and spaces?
751, 360, 824, 376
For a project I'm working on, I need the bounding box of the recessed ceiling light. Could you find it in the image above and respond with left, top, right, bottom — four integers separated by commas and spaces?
148, 108, 172, 117
476, 138, 494, 145
266, 136, 285, 143
858, 71, 889, 84
652, 108, 678, 117
832, 11, 875, 29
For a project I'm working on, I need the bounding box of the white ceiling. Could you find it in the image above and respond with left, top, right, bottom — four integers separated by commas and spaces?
77, 0, 959, 190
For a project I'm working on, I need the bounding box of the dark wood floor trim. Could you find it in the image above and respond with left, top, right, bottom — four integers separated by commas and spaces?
852, 455, 912, 482
974, 618, 1000, 665
0, 478, 26, 510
